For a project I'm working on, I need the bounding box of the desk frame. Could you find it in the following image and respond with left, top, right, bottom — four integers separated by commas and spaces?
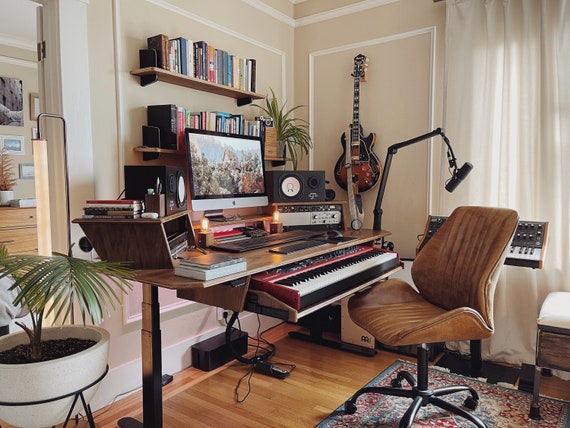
75, 216, 392, 428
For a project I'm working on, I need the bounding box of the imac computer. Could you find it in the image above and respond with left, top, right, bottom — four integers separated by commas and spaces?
184, 128, 269, 220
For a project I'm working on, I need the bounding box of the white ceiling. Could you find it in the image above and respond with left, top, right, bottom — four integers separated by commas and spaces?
0, 0, 39, 51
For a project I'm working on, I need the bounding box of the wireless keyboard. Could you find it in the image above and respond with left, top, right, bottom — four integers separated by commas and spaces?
269, 239, 329, 254
210, 229, 324, 253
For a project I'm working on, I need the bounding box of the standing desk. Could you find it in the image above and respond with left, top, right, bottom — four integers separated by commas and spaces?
75, 215, 397, 428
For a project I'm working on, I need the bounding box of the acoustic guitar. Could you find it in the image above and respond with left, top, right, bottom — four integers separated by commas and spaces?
334, 54, 382, 193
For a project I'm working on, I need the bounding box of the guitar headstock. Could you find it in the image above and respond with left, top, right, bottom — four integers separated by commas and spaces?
352, 54, 368, 82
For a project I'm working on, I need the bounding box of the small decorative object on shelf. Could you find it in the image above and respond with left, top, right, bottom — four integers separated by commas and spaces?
253, 88, 312, 170
197, 217, 214, 248
270, 210, 283, 234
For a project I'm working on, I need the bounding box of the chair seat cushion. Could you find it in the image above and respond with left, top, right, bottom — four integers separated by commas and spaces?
348, 279, 494, 347
538, 292, 570, 331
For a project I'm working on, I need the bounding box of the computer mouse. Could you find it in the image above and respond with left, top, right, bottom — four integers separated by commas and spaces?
326, 229, 344, 240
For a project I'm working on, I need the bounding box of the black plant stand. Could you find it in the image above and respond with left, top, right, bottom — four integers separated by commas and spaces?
0, 365, 108, 428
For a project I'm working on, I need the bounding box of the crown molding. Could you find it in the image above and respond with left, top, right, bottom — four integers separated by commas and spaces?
243, 0, 399, 28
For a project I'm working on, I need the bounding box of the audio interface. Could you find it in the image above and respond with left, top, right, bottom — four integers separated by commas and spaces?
275, 203, 343, 227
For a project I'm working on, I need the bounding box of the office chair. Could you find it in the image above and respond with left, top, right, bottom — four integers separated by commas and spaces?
344, 206, 519, 428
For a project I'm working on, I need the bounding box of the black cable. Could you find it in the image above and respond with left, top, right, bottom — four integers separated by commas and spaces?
224, 311, 274, 365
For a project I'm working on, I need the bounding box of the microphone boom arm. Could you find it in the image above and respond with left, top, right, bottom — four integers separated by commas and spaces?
373, 128, 459, 231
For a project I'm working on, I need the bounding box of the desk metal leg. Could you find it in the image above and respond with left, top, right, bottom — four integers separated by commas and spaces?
118, 283, 163, 428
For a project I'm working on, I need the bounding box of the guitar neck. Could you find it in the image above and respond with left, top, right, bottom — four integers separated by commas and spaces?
350, 73, 361, 160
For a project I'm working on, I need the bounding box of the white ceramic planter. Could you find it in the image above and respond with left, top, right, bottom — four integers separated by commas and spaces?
0, 325, 109, 428
0, 190, 14, 206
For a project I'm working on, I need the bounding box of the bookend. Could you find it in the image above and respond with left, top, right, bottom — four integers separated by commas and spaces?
138, 49, 159, 86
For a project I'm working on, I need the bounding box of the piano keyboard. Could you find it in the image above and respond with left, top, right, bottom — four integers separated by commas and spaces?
249, 246, 400, 310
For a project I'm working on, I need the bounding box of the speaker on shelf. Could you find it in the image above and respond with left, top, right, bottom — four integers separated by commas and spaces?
265, 170, 326, 203
147, 104, 178, 150
124, 165, 187, 215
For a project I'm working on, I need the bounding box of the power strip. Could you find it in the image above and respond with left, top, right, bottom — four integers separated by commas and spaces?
254, 361, 290, 379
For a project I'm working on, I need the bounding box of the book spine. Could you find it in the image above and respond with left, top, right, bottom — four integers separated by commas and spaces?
147, 34, 169, 69
179, 257, 245, 270
175, 261, 246, 280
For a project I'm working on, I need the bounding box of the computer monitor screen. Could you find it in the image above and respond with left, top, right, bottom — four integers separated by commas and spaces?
184, 128, 268, 219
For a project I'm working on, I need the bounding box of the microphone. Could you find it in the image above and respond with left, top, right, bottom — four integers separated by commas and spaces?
445, 162, 473, 192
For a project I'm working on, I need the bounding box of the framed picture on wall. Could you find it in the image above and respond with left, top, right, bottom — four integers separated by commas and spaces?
19, 163, 34, 179
0, 77, 24, 126
0, 135, 25, 155
29, 93, 40, 121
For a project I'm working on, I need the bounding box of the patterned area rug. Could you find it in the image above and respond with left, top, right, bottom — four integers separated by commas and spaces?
317, 360, 570, 427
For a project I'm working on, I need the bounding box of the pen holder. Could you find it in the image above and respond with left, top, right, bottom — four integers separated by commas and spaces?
144, 194, 165, 217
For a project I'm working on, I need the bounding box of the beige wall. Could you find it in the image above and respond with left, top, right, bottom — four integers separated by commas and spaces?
1, 0, 447, 411
295, 0, 446, 258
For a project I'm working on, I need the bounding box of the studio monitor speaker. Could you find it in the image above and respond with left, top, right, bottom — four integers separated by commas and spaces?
124, 165, 187, 215
265, 170, 326, 203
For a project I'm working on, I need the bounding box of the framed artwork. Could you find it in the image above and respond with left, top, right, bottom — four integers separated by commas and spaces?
0, 77, 24, 126
19, 163, 34, 179
0, 135, 25, 155
29, 93, 40, 121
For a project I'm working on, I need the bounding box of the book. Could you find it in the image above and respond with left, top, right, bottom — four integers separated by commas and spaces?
179, 253, 245, 269
10, 198, 36, 207
85, 199, 142, 205
83, 208, 142, 216
172, 37, 188, 75
82, 214, 141, 219
174, 260, 247, 280
147, 34, 170, 70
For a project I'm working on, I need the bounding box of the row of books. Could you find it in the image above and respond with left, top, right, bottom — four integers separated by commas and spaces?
147, 34, 257, 93
174, 107, 266, 150
82, 199, 143, 219
174, 253, 247, 280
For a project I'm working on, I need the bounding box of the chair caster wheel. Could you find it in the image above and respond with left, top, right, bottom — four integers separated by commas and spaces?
344, 401, 357, 414
464, 396, 478, 410
391, 378, 402, 388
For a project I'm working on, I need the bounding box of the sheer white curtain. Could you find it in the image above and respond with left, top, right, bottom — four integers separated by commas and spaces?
441, 0, 570, 368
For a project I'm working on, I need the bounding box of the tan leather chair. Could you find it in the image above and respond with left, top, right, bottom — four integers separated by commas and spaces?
344, 206, 519, 428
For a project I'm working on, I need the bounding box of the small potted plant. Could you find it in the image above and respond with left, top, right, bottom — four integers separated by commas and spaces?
0, 243, 133, 427
255, 88, 313, 170
0, 147, 17, 205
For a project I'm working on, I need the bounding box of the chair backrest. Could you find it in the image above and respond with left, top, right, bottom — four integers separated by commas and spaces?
411, 206, 518, 330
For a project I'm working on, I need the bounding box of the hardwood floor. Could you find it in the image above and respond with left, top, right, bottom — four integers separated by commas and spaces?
91, 323, 570, 427
2, 322, 569, 427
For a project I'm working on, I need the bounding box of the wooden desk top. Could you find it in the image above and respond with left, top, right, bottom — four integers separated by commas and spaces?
135, 228, 391, 290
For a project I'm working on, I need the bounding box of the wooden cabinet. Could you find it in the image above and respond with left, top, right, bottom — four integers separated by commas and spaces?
0, 207, 38, 254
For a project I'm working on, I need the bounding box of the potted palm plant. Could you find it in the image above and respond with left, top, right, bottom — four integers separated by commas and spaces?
0, 243, 133, 427
255, 88, 313, 170
0, 147, 17, 205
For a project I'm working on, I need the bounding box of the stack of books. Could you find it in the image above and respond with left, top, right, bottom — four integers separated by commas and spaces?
82, 199, 143, 219
147, 34, 257, 92
174, 253, 246, 280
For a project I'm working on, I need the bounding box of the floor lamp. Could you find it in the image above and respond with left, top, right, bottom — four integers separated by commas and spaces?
32, 113, 71, 258
373, 127, 472, 232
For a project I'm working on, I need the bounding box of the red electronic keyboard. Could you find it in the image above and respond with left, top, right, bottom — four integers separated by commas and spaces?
248, 246, 400, 310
